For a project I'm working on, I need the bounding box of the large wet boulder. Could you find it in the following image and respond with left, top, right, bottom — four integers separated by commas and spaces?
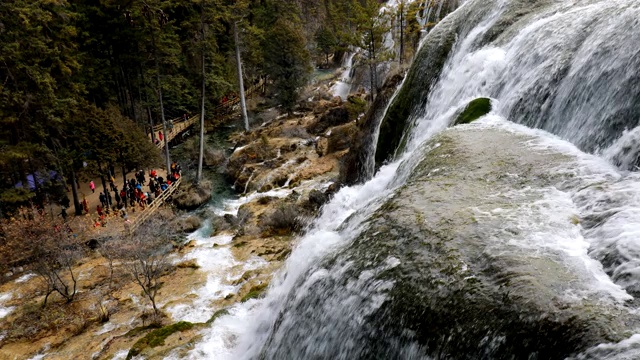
173, 180, 212, 210
259, 124, 635, 359
307, 107, 350, 135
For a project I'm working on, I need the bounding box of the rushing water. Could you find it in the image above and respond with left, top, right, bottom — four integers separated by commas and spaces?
331, 53, 356, 100
183, 0, 640, 358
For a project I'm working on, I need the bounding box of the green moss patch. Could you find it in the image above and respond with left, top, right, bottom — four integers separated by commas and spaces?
127, 321, 194, 359
241, 283, 269, 302
207, 309, 230, 325
454, 98, 492, 125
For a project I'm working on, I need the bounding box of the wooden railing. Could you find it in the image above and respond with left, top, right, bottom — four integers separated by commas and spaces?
154, 115, 199, 149
210, 78, 266, 115
126, 176, 182, 234
148, 78, 265, 143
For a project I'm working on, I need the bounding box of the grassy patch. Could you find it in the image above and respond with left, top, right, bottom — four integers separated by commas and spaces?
176, 260, 200, 269
127, 321, 194, 359
3, 300, 95, 343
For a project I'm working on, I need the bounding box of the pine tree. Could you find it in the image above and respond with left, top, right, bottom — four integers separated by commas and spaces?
351, 0, 393, 100
263, 19, 312, 113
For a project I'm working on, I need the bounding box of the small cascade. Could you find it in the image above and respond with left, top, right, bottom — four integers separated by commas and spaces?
242, 171, 254, 195
331, 53, 356, 100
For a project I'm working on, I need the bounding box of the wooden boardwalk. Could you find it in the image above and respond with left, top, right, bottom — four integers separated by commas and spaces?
154, 115, 199, 149
133, 79, 265, 232
127, 176, 182, 234
149, 78, 265, 148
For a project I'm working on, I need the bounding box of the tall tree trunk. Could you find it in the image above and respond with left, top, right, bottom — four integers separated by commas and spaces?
399, 2, 404, 65
121, 163, 128, 209
197, 13, 206, 184
151, 29, 171, 173
122, 66, 137, 122
147, 107, 156, 143
70, 169, 82, 216
234, 21, 250, 132
119, 150, 128, 209
370, 27, 377, 100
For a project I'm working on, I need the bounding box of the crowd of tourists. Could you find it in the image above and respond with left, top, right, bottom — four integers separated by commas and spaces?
85, 162, 182, 228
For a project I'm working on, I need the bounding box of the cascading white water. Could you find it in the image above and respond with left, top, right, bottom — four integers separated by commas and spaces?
330, 53, 356, 100
183, 0, 640, 358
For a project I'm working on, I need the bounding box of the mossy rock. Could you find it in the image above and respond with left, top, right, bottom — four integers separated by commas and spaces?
127, 321, 194, 359
454, 97, 492, 125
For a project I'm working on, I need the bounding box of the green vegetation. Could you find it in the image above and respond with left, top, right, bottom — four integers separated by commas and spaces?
346, 96, 368, 121
241, 283, 269, 302
454, 98, 492, 125
127, 321, 194, 359
206, 309, 230, 325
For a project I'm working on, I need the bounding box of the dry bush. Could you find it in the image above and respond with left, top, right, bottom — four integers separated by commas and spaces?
2, 299, 94, 344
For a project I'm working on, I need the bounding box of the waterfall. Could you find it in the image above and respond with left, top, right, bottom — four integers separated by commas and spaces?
331, 53, 356, 100
185, 0, 640, 359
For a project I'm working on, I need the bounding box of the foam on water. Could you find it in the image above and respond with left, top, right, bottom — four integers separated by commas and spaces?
15, 273, 35, 283
0, 292, 14, 319
471, 116, 632, 301
176, 161, 401, 359
167, 231, 267, 323
181, 0, 640, 357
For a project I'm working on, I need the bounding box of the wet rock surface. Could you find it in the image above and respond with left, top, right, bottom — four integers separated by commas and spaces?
259, 124, 637, 359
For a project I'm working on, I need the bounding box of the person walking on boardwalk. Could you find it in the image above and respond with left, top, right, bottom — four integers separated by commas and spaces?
114, 187, 121, 207
89, 181, 96, 193
109, 175, 116, 192
82, 196, 89, 214
158, 131, 164, 142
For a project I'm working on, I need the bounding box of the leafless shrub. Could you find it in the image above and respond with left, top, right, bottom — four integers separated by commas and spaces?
115, 217, 174, 316
2, 208, 84, 306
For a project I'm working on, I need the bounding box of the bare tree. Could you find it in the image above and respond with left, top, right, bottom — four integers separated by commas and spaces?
117, 217, 174, 316
2, 208, 84, 306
